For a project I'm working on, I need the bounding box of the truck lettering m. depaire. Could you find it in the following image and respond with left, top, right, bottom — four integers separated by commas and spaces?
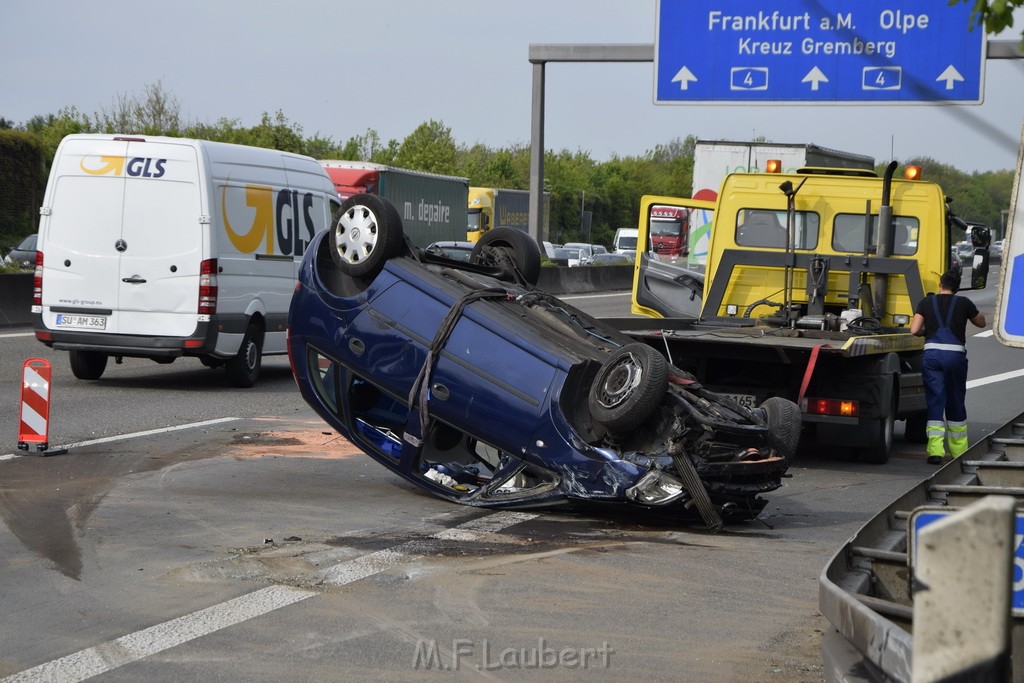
622, 161, 991, 463
32, 134, 341, 387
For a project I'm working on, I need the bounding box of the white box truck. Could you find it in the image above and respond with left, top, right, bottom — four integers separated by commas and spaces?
32, 134, 341, 386
692, 140, 875, 200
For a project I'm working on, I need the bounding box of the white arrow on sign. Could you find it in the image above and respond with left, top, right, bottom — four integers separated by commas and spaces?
802, 66, 829, 91
937, 65, 964, 90
672, 66, 697, 90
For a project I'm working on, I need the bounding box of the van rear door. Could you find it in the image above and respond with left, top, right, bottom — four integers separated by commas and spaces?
42, 137, 203, 337
116, 139, 203, 336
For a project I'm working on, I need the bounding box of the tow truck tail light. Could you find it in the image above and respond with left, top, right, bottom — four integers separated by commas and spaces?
802, 397, 859, 417
766, 159, 782, 173
198, 258, 218, 316
905, 165, 922, 181
32, 251, 43, 307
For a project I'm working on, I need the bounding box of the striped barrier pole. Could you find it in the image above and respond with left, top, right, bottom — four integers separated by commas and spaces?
18, 358, 52, 454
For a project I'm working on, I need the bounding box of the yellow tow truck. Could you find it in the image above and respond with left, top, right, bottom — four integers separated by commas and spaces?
617, 162, 991, 463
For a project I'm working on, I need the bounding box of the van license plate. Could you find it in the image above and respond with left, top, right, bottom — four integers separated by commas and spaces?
56, 314, 107, 330
722, 393, 756, 408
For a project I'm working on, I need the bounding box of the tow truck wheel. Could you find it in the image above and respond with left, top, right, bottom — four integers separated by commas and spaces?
330, 193, 404, 279
471, 227, 542, 285
69, 350, 108, 380
760, 397, 801, 464
589, 343, 668, 433
861, 391, 895, 465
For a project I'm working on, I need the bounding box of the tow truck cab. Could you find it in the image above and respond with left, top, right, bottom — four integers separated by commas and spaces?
634, 162, 990, 327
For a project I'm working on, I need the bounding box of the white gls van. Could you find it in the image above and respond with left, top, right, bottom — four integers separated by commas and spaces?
32, 134, 341, 387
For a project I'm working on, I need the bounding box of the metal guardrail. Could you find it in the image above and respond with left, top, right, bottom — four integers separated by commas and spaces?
819, 414, 1024, 682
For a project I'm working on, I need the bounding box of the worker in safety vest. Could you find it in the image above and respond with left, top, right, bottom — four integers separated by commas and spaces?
910, 270, 986, 465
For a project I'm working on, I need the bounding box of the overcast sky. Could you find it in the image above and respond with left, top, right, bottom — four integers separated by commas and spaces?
4, 1, 1023, 173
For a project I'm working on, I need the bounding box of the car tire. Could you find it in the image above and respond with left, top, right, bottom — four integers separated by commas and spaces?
470, 227, 542, 285
588, 343, 668, 433
225, 322, 263, 388
760, 396, 801, 464
329, 193, 404, 279
69, 350, 108, 380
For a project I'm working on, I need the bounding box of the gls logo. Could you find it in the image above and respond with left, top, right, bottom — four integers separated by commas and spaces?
80, 156, 167, 178
223, 184, 317, 257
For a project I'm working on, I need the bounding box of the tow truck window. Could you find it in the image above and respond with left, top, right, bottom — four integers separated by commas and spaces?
833, 214, 919, 255
735, 209, 819, 250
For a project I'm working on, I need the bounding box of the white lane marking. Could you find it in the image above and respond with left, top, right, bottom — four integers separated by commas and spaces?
968, 368, 1024, 390
1, 586, 316, 683
3, 511, 537, 682
0, 331, 35, 338
975, 329, 994, 337
318, 510, 538, 585
0, 417, 240, 461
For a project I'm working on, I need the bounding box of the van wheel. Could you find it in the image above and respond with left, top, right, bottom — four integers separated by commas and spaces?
330, 193, 404, 279
471, 228, 542, 285
760, 397, 802, 465
226, 323, 263, 388
588, 343, 668, 433
69, 350, 108, 380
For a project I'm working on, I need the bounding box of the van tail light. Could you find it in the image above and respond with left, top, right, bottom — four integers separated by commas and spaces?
198, 258, 218, 315
32, 251, 43, 306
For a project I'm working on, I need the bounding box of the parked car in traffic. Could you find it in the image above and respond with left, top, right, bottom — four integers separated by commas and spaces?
589, 252, 632, 266
552, 247, 584, 267
561, 242, 595, 266
286, 194, 799, 529
2, 234, 37, 269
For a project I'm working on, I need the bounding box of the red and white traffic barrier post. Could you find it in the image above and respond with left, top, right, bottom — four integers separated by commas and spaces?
18, 358, 52, 455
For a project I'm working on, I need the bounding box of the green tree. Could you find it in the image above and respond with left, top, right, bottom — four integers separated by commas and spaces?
96, 80, 182, 135
951, 0, 1022, 40
393, 119, 458, 175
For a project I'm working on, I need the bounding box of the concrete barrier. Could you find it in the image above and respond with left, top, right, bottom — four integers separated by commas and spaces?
537, 265, 633, 294
0, 267, 633, 328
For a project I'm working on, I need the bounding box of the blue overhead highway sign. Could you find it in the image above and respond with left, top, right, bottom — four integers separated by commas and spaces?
655, 0, 985, 104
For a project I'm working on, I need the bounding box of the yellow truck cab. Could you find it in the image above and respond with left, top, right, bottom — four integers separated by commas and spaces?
621, 162, 991, 463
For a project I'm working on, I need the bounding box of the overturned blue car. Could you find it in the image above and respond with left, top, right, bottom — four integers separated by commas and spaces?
287, 194, 799, 530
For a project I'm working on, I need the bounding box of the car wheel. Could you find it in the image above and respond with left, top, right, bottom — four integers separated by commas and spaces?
69, 350, 108, 380
470, 227, 542, 285
225, 322, 263, 388
760, 397, 801, 464
329, 193, 404, 279
588, 343, 668, 433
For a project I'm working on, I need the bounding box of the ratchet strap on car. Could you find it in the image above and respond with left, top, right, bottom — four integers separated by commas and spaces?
404, 287, 511, 448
